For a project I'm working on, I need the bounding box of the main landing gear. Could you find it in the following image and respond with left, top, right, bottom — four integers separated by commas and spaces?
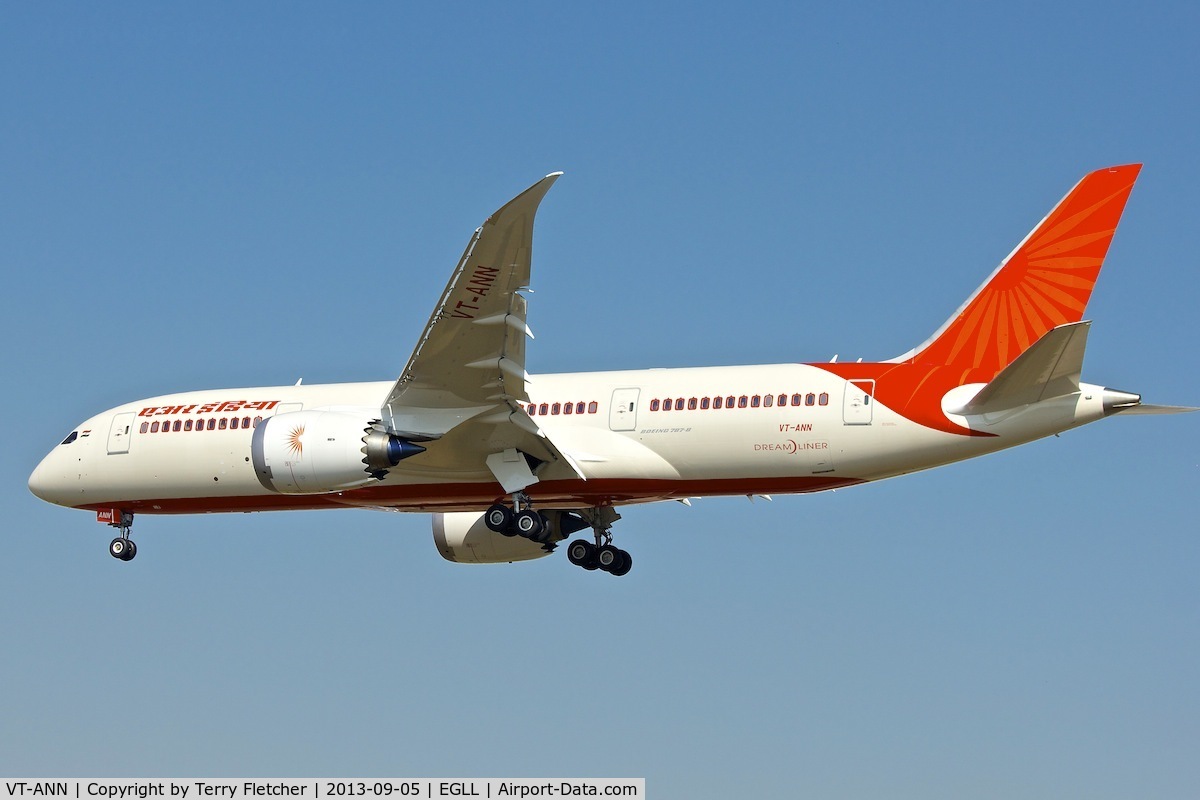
106, 511, 137, 562
484, 494, 558, 545
566, 539, 632, 577
565, 506, 631, 577
485, 498, 631, 577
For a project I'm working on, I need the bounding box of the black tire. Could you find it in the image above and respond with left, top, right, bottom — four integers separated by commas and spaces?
485, 504, 515, 535
597, 544, 621, 572
514, 509, 544, 539
566, 540, 595, 567
109, 538, 128, 559
122, 540, 138, 561
610, 549, 632, 577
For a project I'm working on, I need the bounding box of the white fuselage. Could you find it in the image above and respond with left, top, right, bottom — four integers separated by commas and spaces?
28, 362, 1109, 516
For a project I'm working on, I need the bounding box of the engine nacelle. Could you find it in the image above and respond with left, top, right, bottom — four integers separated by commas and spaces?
433, 512, 554, 564
252, 410, 424, 494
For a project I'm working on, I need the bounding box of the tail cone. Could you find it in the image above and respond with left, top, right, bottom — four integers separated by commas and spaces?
1102, 388, 1141, 415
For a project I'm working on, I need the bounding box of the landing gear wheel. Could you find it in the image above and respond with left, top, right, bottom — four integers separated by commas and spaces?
109, 537, 134, 561
514, 509, 545, 539
610, 549, 632, 577
567, 540, 598, 568
485, 504, 515, 536
597, 544, 622, 572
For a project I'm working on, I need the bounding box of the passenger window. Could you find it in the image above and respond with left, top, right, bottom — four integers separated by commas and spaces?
230, 418, 240, 429
688, 397, 698, 410
253, 416, 263, 427
577, 402, 586, 414
751, 395, 761, 408
806, 393, 816, 406
551, 403, 561, 415
764, 395, 774, 408
243, 416, 251, 427
564, 402, 573, 415
219, 418, 228, 430
184, 420, 193, 431
726, 395, 735, 409
663, 398, 673, 412
539, 403, 549, 415
151, 421, 160, 433
819, 392, 829, 406
139, 422, 149, 434
700, 397, 710, 410
196, 419, 206, 431
650, 399, 660, 411
792, 394, 802, 406
173, 420, 182, 432
588, 401, 598, 414
713, 396, 723, 409
738, 396, 748, 408
207, 419, 216, 430
778, 394, 787, 407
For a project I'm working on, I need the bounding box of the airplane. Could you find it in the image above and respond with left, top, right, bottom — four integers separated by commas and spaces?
28, 164, 1195, 575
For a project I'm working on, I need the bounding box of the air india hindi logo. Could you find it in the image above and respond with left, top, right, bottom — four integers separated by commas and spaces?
287, 425, 305, 457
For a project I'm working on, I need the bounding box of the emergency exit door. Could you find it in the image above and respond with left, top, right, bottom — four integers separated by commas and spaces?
609, 388, 640, 431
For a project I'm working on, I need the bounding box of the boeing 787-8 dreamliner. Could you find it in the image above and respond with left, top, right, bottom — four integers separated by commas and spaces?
28, 165, 1194, 575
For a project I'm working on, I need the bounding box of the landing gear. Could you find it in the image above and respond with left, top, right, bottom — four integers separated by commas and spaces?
514, 509, 545, 539
565, 507, 631, 577
486, 498, 632, 576
597, 544, 632, 576
485, 495, 552, 544
109, 537, 136, 561
105, 511, 137, 561
485, 503, 515, 536
567, 540, 599, 570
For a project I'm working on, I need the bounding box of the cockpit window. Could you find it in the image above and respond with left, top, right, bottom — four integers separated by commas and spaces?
61, 431, 79, 445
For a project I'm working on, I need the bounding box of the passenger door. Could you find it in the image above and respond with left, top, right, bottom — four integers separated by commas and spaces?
107, 412, 135, 454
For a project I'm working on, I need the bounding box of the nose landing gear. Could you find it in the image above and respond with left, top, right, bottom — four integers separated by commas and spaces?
103, 511, 137, 561
108, 537, 137, 561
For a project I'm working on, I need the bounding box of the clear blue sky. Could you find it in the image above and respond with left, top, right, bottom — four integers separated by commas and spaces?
3, 3, 1198, 797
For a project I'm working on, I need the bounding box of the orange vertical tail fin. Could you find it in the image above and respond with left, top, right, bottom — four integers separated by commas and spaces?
894, 164, 1142, 379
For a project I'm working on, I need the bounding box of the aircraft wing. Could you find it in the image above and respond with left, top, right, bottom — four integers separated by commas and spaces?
382, 173, 583, 491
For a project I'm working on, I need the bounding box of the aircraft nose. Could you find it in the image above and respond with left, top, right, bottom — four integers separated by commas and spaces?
28, 453, 70, 506
28, 460, 50, 501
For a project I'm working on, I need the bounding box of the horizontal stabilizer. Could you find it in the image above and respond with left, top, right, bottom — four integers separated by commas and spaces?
957, 321, 1090, 415
1110, 403, 1200, 415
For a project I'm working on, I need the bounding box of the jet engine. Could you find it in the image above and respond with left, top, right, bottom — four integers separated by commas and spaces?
433, 512, 554, 564
251, 410, 424, 494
